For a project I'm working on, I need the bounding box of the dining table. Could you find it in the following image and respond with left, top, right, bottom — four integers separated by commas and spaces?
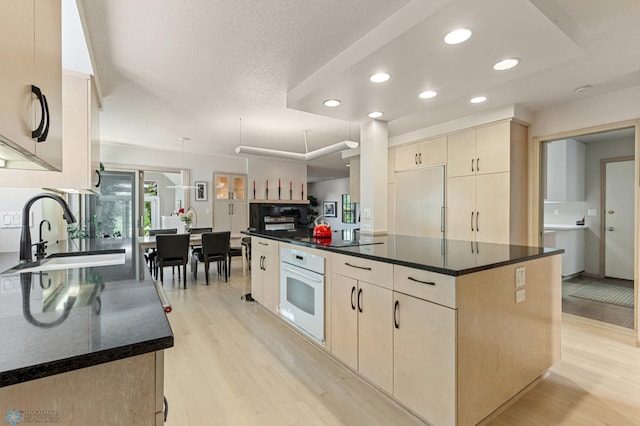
137, 233, 247, 276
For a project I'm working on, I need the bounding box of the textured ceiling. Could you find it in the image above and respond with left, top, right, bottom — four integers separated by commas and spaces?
78, 0, 640, 181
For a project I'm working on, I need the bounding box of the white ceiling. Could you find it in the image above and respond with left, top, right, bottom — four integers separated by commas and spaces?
76, 0, 640, 181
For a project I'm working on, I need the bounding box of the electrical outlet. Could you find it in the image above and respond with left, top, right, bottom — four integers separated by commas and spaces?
553, 209, 559, 216
587, 208, 597, 216
362, 208, 372, 219
515, 266, 525, 287
515, 289, 526, 303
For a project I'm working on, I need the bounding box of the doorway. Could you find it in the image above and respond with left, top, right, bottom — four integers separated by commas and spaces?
539, 126, 636, 330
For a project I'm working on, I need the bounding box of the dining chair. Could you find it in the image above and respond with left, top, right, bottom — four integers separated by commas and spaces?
156, 233, 191, 288
192, 231, 230, 284
146, 228, 177, 273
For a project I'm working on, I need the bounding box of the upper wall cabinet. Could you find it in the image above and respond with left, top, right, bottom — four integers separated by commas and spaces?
395, 136, 447, 172
545, 139, 586, 202
447, 122, 511, 178
62, 71, 101, 190
0, 0, 62, 170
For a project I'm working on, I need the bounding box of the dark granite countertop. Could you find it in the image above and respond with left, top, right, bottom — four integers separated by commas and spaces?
0, 238, 174, 387
244, 230, 563, 276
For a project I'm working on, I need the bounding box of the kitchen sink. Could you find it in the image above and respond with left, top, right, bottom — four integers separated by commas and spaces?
3, 251, 125, 274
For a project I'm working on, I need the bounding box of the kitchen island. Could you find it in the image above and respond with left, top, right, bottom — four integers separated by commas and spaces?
0, 238, 173, 424
245, 230, 563, 426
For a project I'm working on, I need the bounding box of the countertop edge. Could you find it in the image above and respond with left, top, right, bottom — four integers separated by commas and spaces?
243, 231, 565, 276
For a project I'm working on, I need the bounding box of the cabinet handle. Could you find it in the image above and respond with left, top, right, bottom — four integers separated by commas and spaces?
476, 211, 479, 232
470, 240, 475, 254
31, 85, 48, 141
350, 286, 356, 310
394, 300, 399, 329
231, 204, 234, 215
258, 241, 268, 246
441, 206, 445, 233
471, 158, 474, 172
357, 288, 363, 313
476, 158, 480, 172
415, 153, 418, 165
345, 262, 372, 271
38, 94, 50, 142
260, 255, 265, 270
407, 276, 436, 286
471, 212, 475, 232
95, 170, 101, 188
418, 152, 422, 164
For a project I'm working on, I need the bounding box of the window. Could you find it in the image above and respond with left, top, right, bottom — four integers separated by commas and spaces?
342, 194, 356, 224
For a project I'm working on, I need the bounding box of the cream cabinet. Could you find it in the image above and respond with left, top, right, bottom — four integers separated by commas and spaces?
393, 292, 456, 426
251, 237, 279, 314
394, 136, 447, 171
331, 254, 394, 394
61, 71, 101, 190
447, 123, 511, 178
446, 120, 528, 245
214, 173, 248, 235
545, 139, 586, 202
214, 174, 246, 200
0, 0, 62, 170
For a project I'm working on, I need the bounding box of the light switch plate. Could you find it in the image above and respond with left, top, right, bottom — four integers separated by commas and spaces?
515, 289, 526, 303
515, 266, 525, 287
587, 208, 597, 216
362, 208, 372, 219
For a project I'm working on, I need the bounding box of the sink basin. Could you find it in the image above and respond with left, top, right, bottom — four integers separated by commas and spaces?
4, 252, 125, 274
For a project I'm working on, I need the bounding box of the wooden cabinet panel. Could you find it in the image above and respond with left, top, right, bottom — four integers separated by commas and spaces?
395, 136, 447, 172
446, 176, 476, 241
357, 280, 393, 394
393, 292, 456, 426
262, 249, 279, 314
331, 253, 393, 289
330, 273, 358, 370
251, 237, 279, 312
395, 165, 445, 238
475, 121, 511, 175
475, 173, 510, 244
393, 265, 455, 308
394, 143, 420, 171
447, 129, 476, 177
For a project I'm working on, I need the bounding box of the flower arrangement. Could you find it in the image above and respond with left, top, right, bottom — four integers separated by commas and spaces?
179, 208, 193, 231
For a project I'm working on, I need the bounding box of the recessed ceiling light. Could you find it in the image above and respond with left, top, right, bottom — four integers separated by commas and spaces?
493, 58, 520, 71
444, 28, 472, 45
323, 99, 341, 107
370, 72, 390, 83
368, 111, 384, 118
419, 90, 438, 99
470, 96, 487, 104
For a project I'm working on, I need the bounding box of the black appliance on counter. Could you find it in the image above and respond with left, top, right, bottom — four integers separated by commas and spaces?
249, 202, 309, 235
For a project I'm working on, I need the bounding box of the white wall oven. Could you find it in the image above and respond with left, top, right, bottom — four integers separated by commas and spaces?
279, 247, 325, 345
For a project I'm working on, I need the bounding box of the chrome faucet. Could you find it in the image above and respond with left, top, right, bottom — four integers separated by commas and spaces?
20, 193, 76, 263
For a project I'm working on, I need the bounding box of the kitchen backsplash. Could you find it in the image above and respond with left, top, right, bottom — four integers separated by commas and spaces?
543, 201, 590, 226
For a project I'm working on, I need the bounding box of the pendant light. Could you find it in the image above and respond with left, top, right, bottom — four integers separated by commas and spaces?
167, 137, 196, 189
235, 120, 358, 160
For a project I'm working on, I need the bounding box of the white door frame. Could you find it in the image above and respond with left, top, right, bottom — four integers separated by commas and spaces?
531, 119, 639, 341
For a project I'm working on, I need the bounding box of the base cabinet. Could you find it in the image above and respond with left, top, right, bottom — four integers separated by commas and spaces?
393, 292, 456, 426
250, 237, 279, 314
331, 273, 393, 394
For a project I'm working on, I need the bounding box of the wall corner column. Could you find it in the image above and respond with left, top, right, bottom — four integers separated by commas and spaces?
359, 120, 388, 235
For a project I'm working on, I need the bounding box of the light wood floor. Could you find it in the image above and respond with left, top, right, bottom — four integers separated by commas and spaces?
161, 263, 640, 425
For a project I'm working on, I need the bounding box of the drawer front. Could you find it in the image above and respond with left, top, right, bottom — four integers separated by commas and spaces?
332, 253, 393, 289
253, 237, 278, 255
394, 265, 456, 308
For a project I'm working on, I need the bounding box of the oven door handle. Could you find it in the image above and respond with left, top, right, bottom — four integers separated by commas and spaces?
281, 265, 323, 283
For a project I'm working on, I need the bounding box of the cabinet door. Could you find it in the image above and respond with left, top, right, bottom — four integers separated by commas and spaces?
331, 273, 358, 371
394, 143, 420, 171
394, 293, 456, 426
261, 252, 279, 314
475, 122, 510, 175
0, 0, 35, 155
250, 250, 263, 304
33, 0, 62, 170
231, 175, 246, 200
358, 281, 393, 394
212, 202, 230, 232
446, 176, 476, 241
447, 129, 476, 177
395, 165, 444, 238
475, 173, 510, 244
418, 136, 447, 167
229, 202, 248, 235
214, 175, 230, 200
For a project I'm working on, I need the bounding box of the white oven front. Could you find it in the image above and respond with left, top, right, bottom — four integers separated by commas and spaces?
279, 247, 325, 345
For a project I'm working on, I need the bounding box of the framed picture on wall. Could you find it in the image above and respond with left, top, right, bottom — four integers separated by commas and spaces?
323, 201, 337, 217
195, 181, 207, 201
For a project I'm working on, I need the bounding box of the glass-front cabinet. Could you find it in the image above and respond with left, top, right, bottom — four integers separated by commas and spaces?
215, 174, 246, 200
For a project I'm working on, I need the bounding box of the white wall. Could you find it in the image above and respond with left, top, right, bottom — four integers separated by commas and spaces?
247, 157, 307, 201
308, 178, 360, 231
